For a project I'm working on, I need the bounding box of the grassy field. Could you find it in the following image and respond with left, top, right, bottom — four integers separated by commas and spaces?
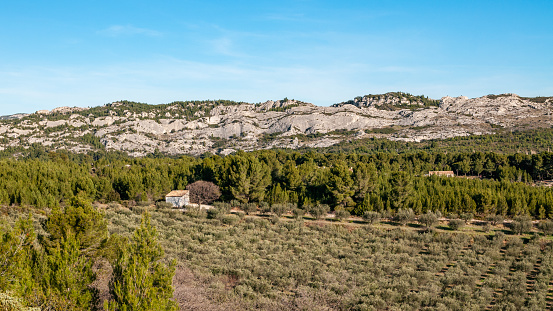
102, 205, 553, 311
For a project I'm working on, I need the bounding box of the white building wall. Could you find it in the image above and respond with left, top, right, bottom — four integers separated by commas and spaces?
166, 196, 185, 208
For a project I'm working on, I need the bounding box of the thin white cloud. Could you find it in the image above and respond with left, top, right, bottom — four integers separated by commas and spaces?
261, 13, 307, 22
1, 56, 551, 116
97, 25, 162, 37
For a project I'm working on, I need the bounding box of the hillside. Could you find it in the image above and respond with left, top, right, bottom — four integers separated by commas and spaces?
1, 92, 552, 156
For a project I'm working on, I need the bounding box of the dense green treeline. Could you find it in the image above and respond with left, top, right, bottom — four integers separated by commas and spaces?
1, 149, 553, 218
314, 128, 553, 155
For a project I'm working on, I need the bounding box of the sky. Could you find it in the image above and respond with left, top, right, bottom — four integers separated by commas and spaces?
1, 0, 552, 115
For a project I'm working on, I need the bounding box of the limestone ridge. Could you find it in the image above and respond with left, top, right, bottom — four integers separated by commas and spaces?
1, 93, 552, 156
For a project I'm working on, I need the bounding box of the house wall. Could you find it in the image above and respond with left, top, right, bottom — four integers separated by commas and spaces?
166, 196, 185, 208
165, 193, 190, 208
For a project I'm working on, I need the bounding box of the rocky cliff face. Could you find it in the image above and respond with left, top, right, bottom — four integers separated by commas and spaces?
1, 93, 552, 156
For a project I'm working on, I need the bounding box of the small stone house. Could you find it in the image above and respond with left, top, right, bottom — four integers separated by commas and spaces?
428, 171, 455, 177
165, 190, 190, 208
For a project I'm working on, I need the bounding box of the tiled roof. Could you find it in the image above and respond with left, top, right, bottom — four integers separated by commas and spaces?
166, 190, 189, 197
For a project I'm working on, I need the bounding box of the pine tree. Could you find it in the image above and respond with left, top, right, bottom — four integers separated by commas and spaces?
41, 233, 95, 311
538, 205, 546, 220
227, 154, 270, 203
0, 217, 36, 295
106, 212, 177, 311
42, 194, 108, 256
389, 171, 413, 209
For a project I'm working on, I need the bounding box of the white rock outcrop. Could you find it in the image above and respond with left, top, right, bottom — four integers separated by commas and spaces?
1, 93, 552, 156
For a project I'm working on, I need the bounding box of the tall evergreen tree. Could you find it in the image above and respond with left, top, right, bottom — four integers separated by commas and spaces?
106, 213, 177, 311
40, 233, 95, 311
42, 194, 108, 256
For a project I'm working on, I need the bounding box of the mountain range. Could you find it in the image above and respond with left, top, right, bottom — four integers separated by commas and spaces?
1, 92, 552, 156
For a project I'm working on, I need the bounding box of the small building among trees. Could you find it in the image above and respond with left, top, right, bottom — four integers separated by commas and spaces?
165, 190, 190, 208
428, 171, 455, 177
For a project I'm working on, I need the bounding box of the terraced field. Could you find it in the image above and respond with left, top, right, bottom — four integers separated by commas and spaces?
105, 207, 553, 310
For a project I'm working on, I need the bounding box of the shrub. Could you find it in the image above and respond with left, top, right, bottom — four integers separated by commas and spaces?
511, 215, 532, 235
486, 215, 504, 226
207, 207, 227, 219
447, 213, 459, 219
270, 204, 288, 217
155, 201, 174, 209
419, 212, 439, 229
270, 215, 280, 224
137, 201, 151, 207
461, 213, 473, 224
258, 201, 269, 212
449, 219, 465, 231
482, 222, 492, 233
362, 211, 381, 225
260, 202, 272, 215
212, 202, 231, 214
395, 208, 415, 226
241, 203, 257, 215
0, 292, 39, 311
108, 202, 121, 209
221, 215, 240, 225
309, 204, 330, 220
538, 220, 553, 235
334, 210, 350, 222
184, 205, 206, 218
292, 208, 305, 220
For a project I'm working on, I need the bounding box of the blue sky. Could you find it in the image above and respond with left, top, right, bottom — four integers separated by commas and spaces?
1, 1, 552, 115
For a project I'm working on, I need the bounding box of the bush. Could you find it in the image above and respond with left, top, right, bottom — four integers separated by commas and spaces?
292, 208, 305, 220
511, 215, 532, 235
334, 210, 350, 222
155, 201, 174, 209
538, 220, 553, 235
449, 219, 465, 231
221, 215, 240, 225
0, 292, 39, 311
362, 211, 381, 225
241, 203, 257, 215
270, 204, 288, 217
184, 205, 206, 218
108, 202, 121, 209
486, 215, 504, 226
395, 208, 415, 226
461, 213, 473, 224
260, 203, 272, 215
482, 222, 492, 233
419, 212, 439, 229
258, 201, 269, 212
270, 215, 280, 224
212, 202, 231, 214
309, 204, 330, 220
137, 201, 151, 207
207, 207, 225, 219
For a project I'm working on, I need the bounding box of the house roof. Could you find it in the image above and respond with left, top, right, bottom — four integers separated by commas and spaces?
166, 190, 189, 197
